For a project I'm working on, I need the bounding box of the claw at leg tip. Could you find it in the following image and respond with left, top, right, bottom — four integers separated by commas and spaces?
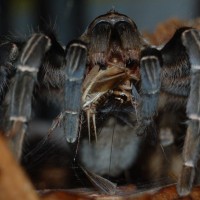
67, 137, 76, 143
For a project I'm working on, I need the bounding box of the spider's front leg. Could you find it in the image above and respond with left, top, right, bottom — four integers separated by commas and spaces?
7, 34, 51, 159
63, 41, 87, 143
49, 40, 87, 143
177, 29, 200, 196
139, 48, 162, 126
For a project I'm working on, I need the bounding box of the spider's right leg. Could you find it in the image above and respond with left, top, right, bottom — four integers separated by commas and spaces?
177, 29, 200, 196
139, 48, 162, 131
7, 34, 51, 159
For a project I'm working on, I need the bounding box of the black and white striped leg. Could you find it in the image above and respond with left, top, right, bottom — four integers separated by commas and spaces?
63, 41, 87, 143
140, 48, 162, 123
7, 34, 51, 159
177, 29, 200, 196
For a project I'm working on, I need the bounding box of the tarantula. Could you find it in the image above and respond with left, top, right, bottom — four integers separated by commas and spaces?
1, 10, 200, 196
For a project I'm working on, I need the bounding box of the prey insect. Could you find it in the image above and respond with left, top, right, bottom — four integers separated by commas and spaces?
50, 60, 138, 142
1, 10, 200, 197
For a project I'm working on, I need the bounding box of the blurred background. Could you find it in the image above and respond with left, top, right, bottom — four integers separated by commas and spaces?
0, 0, 199, 44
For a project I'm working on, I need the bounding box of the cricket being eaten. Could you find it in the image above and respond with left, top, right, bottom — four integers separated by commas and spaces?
1, 9, 200, 197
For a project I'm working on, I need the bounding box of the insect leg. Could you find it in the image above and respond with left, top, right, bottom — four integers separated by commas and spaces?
63, 40, 87, 143
177, 29, 200, 196
7, 34, 51, 159
140, 48, 162, 121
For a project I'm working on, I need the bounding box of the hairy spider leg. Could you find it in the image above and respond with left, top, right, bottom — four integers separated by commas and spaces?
0, 42, 18, 104
177, 29, 200, 196
7, 34, 51, 159
63, 41, 87, 143
139, 48, 162, 123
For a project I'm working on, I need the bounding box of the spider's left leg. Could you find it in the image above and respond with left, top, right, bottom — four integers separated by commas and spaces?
49, 40, 87, 143
139, 48, 162, 129
63, 41, 87, 143
0, 41, 18, 104
177, 29, 200, 196
7, 34, 51, 159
